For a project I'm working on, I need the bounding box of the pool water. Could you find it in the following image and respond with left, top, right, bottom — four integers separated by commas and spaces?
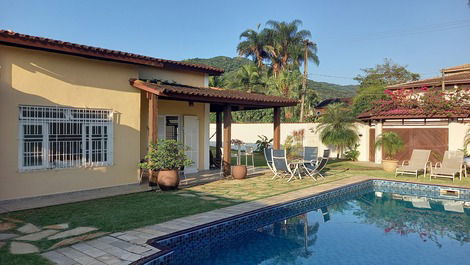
178, 191, 470, 265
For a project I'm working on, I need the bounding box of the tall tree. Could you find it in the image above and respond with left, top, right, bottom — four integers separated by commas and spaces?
354, 58, 419, 88
298, 39, 319, 121
316, 103, 359, 158
352, 59, 420, 115
231, 64, 262, 92
264, 19, 314, 75
237, 25, 267, 68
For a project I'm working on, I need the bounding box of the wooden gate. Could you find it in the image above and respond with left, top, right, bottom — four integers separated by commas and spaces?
369, 128, 448, 163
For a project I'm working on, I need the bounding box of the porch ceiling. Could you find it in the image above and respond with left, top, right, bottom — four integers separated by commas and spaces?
130, 79, 298, 111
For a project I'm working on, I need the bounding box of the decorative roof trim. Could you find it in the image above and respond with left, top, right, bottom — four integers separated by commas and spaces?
0, 30, 224, 75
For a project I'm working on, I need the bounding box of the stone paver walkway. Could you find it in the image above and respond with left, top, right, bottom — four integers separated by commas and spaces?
42, 175, 369, 265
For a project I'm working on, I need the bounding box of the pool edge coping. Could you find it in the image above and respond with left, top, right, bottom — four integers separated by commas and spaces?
131, 177, 470, 265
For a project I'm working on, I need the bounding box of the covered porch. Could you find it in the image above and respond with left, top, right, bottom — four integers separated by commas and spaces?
130, 79, 298, 177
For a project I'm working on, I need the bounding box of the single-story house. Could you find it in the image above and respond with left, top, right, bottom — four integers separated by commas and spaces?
358, 64, 470, 163
0, 30, 297, 201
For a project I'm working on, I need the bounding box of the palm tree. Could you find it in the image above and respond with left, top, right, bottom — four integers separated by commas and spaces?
233, 64, 261, 92
464, 128, 470, 155
374, 132, 404, 160
237, 25, 267, 68
265, 19, 313, 74
316, 103, 359, 158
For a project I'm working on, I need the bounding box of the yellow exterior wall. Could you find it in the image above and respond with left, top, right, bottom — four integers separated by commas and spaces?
0, 45, 141, 200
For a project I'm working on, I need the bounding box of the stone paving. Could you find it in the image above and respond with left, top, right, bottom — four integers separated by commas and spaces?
41, 175, 369, 265
0, 219, 100, 257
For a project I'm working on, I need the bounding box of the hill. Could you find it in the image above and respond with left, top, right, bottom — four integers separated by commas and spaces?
184, 56, 357, 100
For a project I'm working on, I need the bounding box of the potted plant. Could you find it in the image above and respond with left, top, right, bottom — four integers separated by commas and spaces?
255, 135, 273, 152
464, 129, 470, 168
375, 132, 404, 172
231, 139, 247, 179
139, 139, 192, 191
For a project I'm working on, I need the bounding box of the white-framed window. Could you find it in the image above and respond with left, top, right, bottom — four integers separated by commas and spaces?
18, 105, 113, 171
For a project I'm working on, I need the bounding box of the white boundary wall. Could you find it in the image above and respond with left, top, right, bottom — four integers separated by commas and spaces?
210, 122, 468, 163
209, 122, 370, 161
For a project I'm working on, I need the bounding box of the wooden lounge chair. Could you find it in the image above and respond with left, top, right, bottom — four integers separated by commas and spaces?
430, 150, 464, 182
395, 149, 431, 178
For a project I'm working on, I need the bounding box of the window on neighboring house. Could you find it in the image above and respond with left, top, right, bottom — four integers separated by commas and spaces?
19, 105, 113, 171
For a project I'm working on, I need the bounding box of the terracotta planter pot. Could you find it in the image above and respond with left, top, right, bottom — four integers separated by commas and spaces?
382, 160, 398, 172
157, 169, 180, 191
149, 170, 159, 187
232, 165, 247, 179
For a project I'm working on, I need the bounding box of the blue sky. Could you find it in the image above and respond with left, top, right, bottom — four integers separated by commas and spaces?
2, 0, 470, 85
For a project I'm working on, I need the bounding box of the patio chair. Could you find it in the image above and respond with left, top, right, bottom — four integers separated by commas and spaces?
430, 150, 464, 182
303, 146, 318, 168
271, 149, 296, 180
264, 148, 275, 174
395, 149, 431, 178
303, 149, 330, 180
245, 145, 255, 173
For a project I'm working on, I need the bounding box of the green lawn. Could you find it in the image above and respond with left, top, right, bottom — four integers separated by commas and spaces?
1, 159, 469, 265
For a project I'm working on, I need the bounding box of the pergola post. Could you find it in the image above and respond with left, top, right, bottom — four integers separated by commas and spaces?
223, 105, 232, 177
215, 111, 223, 167
148, 93, 158, 145
374, 120, 383, 164
273, 107, 281, 149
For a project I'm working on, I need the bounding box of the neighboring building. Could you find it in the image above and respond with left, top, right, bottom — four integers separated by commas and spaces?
0, 30, 297, 200
359, 64, 470, 164
314, 97, 352, 116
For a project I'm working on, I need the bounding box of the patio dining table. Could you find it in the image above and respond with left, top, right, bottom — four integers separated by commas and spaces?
287, 160, 306, 182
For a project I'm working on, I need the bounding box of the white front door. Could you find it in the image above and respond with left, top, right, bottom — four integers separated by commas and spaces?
183, 116, 199, 174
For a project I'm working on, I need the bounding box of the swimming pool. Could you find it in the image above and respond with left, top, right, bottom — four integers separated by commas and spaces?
140, 180, 470, 265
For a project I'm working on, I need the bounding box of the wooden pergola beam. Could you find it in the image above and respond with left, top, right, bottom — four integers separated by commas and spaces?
223, 105, 232, 177
273, 107, 281, 149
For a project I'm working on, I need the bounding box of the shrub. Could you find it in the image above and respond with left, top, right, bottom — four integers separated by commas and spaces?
139, 140, 192, 170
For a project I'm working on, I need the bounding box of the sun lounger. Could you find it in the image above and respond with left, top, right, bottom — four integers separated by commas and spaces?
430, 150, 464, 181
395, 149, 431, 178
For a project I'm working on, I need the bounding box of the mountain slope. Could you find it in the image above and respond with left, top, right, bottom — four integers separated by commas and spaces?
184, 56, 357, 100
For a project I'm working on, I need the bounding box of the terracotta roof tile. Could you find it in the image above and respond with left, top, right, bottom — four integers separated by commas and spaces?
130, 79, 299, 108
358, 108, 470, 120
387, 71, 470, 90
443, 64, 470, 73
0, 30, 224, 75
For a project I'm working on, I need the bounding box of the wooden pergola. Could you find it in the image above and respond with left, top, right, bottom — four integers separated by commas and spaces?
130, 79, 299, 176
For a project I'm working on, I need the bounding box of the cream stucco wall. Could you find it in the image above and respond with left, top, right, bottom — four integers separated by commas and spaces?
209, 122, 370, 160
0, 46, 142, 200
449, 122, 470, 152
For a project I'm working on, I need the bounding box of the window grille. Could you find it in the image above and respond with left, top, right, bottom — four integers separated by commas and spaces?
18, 105, 113, 171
